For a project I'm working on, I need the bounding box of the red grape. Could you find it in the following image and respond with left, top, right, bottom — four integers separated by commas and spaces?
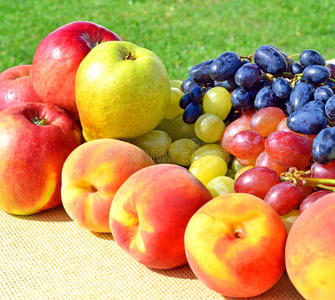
295, 178, 314, 205
230, 130, 265, 160
255, 150, 288, 176
234, 166, 280, 199
299, 190, 332, 214
220, 115, 252, 154
311, 160, 335, 180
250, 107, 285, 137
264, 181, 301, 216
236, 156, 257, 167
265, 131, 312, 169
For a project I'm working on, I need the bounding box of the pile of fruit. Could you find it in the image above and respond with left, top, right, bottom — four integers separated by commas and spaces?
1, 20, 335, 300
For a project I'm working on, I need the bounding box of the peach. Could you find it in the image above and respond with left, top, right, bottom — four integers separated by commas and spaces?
109, 164, 212, 269
184, 193, 287, 298
286, 192, 335, 300
61, 138, 154, 232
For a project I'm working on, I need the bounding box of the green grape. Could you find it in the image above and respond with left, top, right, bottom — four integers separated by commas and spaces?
165, 87, 185, 119
168, 138, 199, 166
231, 157, 246, 173
130, 130, 172, 159
206, 175, 235, 197
189, 155, 228, 186
154, 118, 170, 132
166, 114, 198, 141
203, 86, 232, 120
194, 113, 226, 143
190, 144, 230, 165
170, 79, 183, 89
225, 169, 236, 179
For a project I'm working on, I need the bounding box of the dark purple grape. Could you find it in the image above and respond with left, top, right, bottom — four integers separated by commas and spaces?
285, 101, 294, 115
209, 51, 241, 82
289, 82, 314, 112
326, 63, 335, 79
314, 86, 334, 102
271, 77, 292, 99
326, 80, 335, 88
255, 78, 271, 90
302, 100, 325, 111
247, 87, 260, 99
189, 59, 214, 84
299, 49, 326, 68
291, 63, 304, 75
180, 77, 199, 93
312, 127, 335, 164
226, 107, 240, 123
254, 85, 280, 109
325, 95, 335, 121
277, 49, 295, 73
190, 86, 205, 103
254, 45, 287, 75
214, 77, 238, 91
182, 102, 203, 124
302, 65, 330, 85
203, 85, 213, 93
234, 63, 262, 89
287, 107, 327, 135
241, 59, 252, 65
230, 87, 255, 111
179, 93, 192, 109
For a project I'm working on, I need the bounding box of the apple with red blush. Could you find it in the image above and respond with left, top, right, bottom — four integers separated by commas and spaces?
0, 102, 83, 215
31, 21, 122, 120
0, 65, 41, 111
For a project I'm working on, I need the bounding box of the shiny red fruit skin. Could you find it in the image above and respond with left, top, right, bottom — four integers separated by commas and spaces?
265, 131, 312, 169
311, 160, 335, 180
234, 166, 280, 199
299, 190, 332, 214
264, 181, 301, 216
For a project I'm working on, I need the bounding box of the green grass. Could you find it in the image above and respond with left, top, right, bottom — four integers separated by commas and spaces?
1, 0, 335, 80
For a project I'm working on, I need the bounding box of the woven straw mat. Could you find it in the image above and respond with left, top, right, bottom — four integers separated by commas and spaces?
1, 206, 304, 300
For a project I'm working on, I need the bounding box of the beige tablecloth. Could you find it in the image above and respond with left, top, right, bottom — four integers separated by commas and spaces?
0, 206, 304, 300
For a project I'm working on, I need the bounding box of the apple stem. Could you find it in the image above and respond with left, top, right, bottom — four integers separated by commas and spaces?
34, 115, 47, 126
280, 167, 335, 192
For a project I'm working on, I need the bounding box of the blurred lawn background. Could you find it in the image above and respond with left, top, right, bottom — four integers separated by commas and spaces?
1, 0, 335, 80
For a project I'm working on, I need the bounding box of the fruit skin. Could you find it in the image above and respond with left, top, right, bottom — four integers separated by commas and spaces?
0, 65, 42, 111
0, 102, 82, 215
32, 21, 122, 120
286, 193, 335, 300
75, 40, 171, 141
61, 138, 155, 232
184, 193, 287, 298
109, 164, 212, 269
234, 166, 280, 199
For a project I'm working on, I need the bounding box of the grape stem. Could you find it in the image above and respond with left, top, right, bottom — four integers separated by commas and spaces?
280, 167, 335, 192
286, 53, 300, 60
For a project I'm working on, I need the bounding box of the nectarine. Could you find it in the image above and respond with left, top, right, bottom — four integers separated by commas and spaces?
61, 138, 155, 232
109, 164, 212, 269
286, 192, 335, 300
184, 193, 287, 298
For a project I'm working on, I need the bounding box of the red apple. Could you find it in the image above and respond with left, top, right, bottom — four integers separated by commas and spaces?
0, 65, 42, 111
0, 102, 83, 215
31, 21, 122, 120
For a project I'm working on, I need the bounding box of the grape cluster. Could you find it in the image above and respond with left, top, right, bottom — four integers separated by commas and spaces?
179, 45, 335, 165
130, 45, 335, 218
